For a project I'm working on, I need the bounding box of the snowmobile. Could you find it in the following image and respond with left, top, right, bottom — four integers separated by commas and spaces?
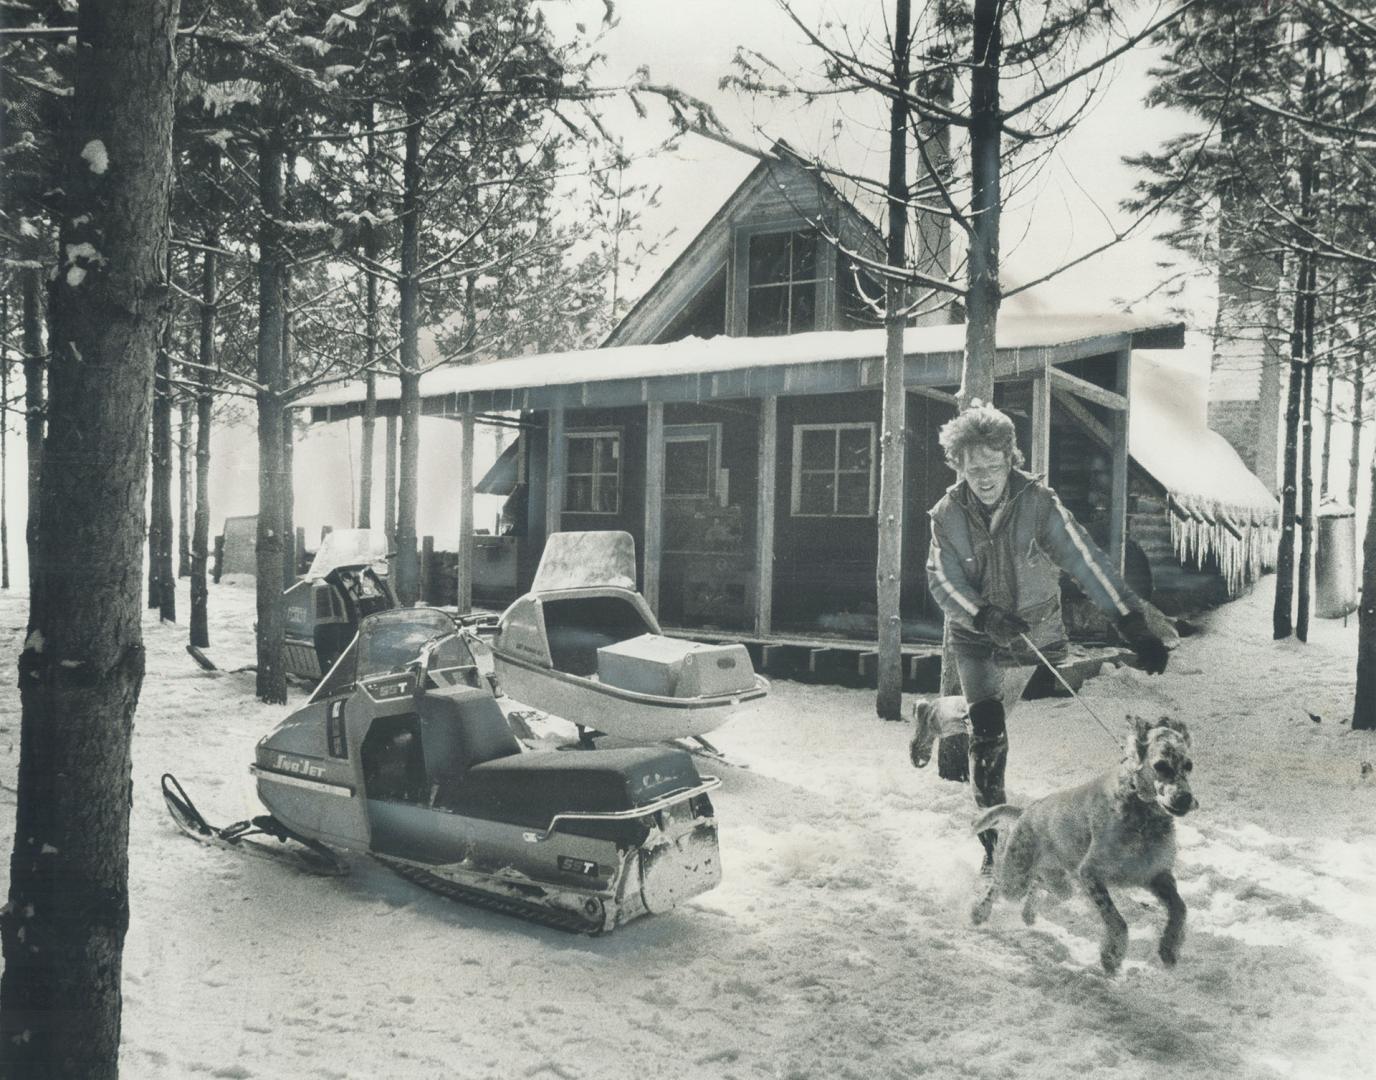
490, 531, 769, 746
283, 528, 398, 681
163, 605, 723, 933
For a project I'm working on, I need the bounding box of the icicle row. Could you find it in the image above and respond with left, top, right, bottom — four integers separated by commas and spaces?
1167, 492, 1280, 596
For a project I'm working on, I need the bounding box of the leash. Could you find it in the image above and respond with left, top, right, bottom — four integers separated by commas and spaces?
1017, 632, 1123, 750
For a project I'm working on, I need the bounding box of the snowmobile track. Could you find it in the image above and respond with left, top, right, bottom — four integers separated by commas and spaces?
373, 855, 605, 934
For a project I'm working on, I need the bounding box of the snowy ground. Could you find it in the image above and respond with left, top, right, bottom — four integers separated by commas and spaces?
0, 579, 1373, 1080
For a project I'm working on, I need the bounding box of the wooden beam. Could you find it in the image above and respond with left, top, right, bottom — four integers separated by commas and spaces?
545, 405, 565, 540
754, 395, 778, 635
457, 411, 474, 615
1050, 386, 1112, 448
1030, 373, 1051, 475
1047, 366, 1128, 412
1108, 350, 1131, 574
643, 401, 664, 615
911, 385, 958, 407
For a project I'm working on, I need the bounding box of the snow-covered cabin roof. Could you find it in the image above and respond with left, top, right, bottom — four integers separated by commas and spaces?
297, 312, 1184, 413
1129, 350, 1278, 522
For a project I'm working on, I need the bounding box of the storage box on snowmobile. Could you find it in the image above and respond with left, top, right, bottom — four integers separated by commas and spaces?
232, 605, 723, 932
596, 634, 755, 700
491, 531, 768, 742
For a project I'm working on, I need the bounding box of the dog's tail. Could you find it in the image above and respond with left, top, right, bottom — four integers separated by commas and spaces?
971, 804, 1022, 836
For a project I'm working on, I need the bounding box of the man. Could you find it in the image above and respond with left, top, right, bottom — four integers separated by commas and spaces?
911, 403, 1169, 871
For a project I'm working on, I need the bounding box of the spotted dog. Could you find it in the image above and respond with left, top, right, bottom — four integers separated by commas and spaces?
969, 715, 1197, 975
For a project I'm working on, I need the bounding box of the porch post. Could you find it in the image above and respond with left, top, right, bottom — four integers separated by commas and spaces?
1109, 349, 1131, 574
754, 395, 777, 635
545, 404, 565, 540
457, 410, 474, 614
1030, 369, 1051, 476
644, 401, 664, 614
384, 413, 398, 544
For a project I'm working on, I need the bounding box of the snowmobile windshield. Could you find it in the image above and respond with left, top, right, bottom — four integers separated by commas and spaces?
306, 528, 390, 580
356, 609, 467, 678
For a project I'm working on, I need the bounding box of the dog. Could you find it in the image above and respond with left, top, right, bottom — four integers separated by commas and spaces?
969, 715, 1197, 975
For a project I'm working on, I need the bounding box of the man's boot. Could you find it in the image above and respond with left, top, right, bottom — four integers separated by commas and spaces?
967, 698, 1009, 875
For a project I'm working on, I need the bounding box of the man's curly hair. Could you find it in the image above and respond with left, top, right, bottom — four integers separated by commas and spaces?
937, 402, 1024, 471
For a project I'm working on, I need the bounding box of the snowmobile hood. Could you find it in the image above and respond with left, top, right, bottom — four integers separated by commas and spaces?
306, 528, 390, 581
530, 531, 637, 593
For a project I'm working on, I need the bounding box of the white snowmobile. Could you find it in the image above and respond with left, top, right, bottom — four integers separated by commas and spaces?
163, 606, 722, 933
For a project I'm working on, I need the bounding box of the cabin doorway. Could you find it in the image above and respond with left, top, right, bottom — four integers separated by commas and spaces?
656, 414, 758, 633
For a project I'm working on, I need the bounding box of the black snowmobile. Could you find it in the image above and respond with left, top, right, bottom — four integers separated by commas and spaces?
164, 606, 722, 933
282, 528, 398, 682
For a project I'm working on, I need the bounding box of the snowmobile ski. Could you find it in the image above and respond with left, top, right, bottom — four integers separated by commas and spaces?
161, 773, 347, 877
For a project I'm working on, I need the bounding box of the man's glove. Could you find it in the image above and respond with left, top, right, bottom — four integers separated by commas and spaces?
1116, 610, 1169, 675
973, 604, 1030, 647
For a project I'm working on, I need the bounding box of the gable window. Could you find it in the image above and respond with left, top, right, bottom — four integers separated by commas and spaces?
664, 423, 722, 500
790, 422, 875, 517
565, 430, 621, 514
747, 230, 822, 336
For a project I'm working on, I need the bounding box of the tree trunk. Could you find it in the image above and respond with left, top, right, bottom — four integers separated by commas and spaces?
190, 223, 217, 649
192, 383, 213, 649
385, 412, 398, 546
255, 130, 288, 704
22, 266, 46, 599
0, 2, 177, 1076
1297, 357, 1313, 643
149, 335, 175, 620
1273, 237, 1313, 639
1355, 436, 1376, 729
178, 395, 193, 577
358, 104, 379, 530
360, 372, 377, 529
1350, 282, 1366, 510
876, 0, 911, 721
1319, 362, 1334, 501
959, 0, 1001, 409
281, 274, 296, 586
1, 287, 9, 591
282, 408, 296, 584
394, 102, 424, 606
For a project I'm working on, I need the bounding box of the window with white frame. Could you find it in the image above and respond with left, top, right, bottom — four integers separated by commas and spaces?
791, 422, 876, 517
663, 423, 721, 500
746, 229, 822, 336
565, 430, 621, 514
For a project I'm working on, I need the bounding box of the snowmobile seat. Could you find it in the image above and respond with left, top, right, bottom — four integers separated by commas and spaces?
453, 745, 705, 839
415, 692, 521, 802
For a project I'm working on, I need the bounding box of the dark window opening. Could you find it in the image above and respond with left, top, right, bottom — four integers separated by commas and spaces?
747, 230, 822, 336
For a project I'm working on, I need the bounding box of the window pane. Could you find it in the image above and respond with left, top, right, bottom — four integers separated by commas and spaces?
799, 428, 836, 470
747, 285, 789, 336
595, 477, 619, 514
566, 475, 593, 512
791, 231, 817, 279
838, 427, 872, 469
566, 436, 594, 472
665, 439, 711, 497
594, 435, 619, 472
789, 285, 815, 333
799, 472, 835, 514
748, 232, 791, 285
836, 473, 871, 515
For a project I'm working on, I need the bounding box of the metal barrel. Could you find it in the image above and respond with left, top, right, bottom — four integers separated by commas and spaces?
1315, 500, 1359, 619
